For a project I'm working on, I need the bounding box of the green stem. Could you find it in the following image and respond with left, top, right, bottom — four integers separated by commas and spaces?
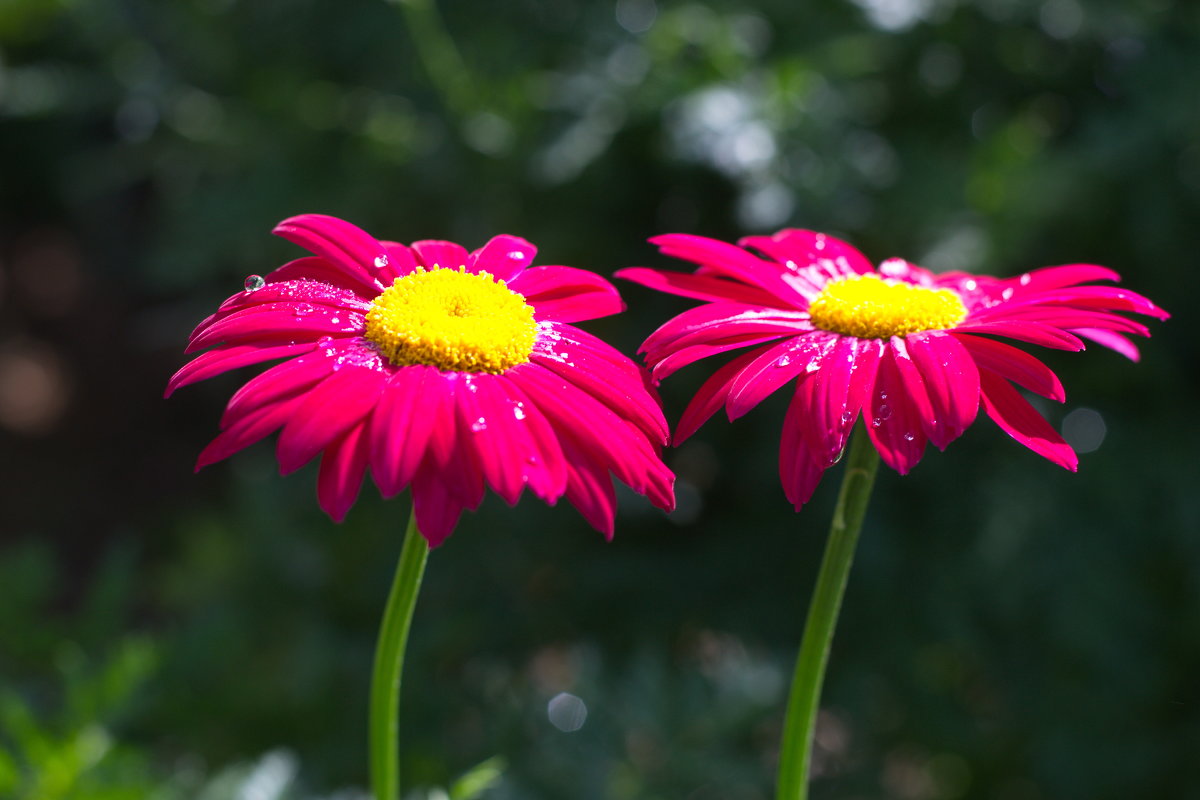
370, 510, 430, 800
776, 425, 880, 800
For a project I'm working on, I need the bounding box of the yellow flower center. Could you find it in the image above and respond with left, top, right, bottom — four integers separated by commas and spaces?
807, 274, 967, 339
364, 266, 536, 373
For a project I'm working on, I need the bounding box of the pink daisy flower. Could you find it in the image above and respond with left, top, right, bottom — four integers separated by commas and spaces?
618, 229, 1168, 508
168, 214, 675, 545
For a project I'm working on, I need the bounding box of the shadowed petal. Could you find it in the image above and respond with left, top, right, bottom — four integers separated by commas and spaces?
726, 335, 830, 422
317, 422, 372, 523
674, 348, 765, 444
650, 234, 807, 306
1072, 328, 1140, 361
795, 335, 880, 467
780, 388, 828, 509
197, 394, 306, 470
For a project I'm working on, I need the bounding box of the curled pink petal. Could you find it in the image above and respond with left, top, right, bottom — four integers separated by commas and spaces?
469, 234, 537, 282
273, 214, 386, 295
511, 266, 625, 322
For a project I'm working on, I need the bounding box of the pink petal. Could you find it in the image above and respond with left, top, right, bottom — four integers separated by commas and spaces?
1071, 328, 1140, 361
905, 331, 981, 449
1004, 286, 1167, 320
266, 256, 374, 293
558, 435, 619, 538
411, 462, 468, 547
531, 327, 669, 443
1008, 264, 1120, 292
375, 242, 421, 280
795, 335, 881, 467
779, 389, 828, 509
166, 342, 314, 397
513, 364, 673, 511
186, 304, 365, 353
220, 350, 339, 429
952, 320, 1085, 351
725, 336, 827, 422
955, 334, 1064, 401
648, 334, 788, 382
970, 306, 1151, 336
196, 394, 306, 470
276, 366, 387, 475
496, 375, 570, 502
739, 229, 874, 275
650, 233, 806, 306
639, 303, 811, 361
615, 267, 782, 306
510, 266, 624, 323
215, 277, 371, 317
865, 342, 929, 475
411, 240, 469, 270
674, 348, 765, 444
317, 422, 371, 522
979, 370, 1077, 471
272, 214, 387, 295
424, 373, 486, 510
468, 234, 537, 283
369, 365, 442, 497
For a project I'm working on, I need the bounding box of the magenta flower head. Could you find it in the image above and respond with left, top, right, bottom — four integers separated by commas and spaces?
618, 230, 1168, 509
168, 214, 675, 545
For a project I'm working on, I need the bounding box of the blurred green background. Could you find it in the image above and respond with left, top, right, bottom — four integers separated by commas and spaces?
0, 0, 1196, 797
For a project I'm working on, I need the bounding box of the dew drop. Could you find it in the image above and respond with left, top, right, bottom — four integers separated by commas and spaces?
903, 432, 915, 441
507, 250, 526, 260
963, 279, 978, 291
470, 417, 487, 433
513, 403, 527, 420
373, 254, 390, 269
871, 417, 882, 428
330, 316, 340, 325
293, 302, 314, 317
841, 410, 854, 423
526, 455, 540, 465
878, 391, 888, 400
1001, 287, 1014, 300
814, 235, 827, 251
776, 355, 792, 368
1019, 273, 1032, 286
316, 336, 334, 347
805, 361, 820, 373
244, 274, 265, 292
877, 404, 892, 420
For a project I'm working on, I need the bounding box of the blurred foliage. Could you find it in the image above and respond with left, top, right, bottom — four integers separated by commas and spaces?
1, 0, 1197, 798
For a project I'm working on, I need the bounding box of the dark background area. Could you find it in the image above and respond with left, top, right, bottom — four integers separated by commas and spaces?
0, 0, 1196, 798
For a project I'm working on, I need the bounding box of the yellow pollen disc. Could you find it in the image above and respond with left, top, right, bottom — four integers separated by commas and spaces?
364, 266, 537, 373
807, 274, 967, 339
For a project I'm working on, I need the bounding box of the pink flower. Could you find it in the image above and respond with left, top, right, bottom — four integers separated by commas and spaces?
168, 214, 674, 545
618, 230, 1167, 508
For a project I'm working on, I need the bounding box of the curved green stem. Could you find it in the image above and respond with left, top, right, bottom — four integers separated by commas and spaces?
370, 510, 430, 800
776, 425, 880, 800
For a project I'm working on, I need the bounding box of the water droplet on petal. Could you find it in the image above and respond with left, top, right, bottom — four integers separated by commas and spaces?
877, 404, 892, 420
507, 250, 526, 260
244, 274, 265, 292
513, 403, 527, 420
903, 432, 915, 441
374, 254, 390, 269
1001, 287, 1014, 300
470, 417, 487, 433
814, 235, 827, 251
316, 336, 333, 347
805, 361, 820, 373
776, 355, 792, 368
293, 302, 314, 317
878, 391, 888, 400
1019, 273, 1032, 286
963, 279, 978, 291
841, 410, 854, 423
871, 417, 882, 428
526, 455, 540, 465
330, 316, 340, 325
